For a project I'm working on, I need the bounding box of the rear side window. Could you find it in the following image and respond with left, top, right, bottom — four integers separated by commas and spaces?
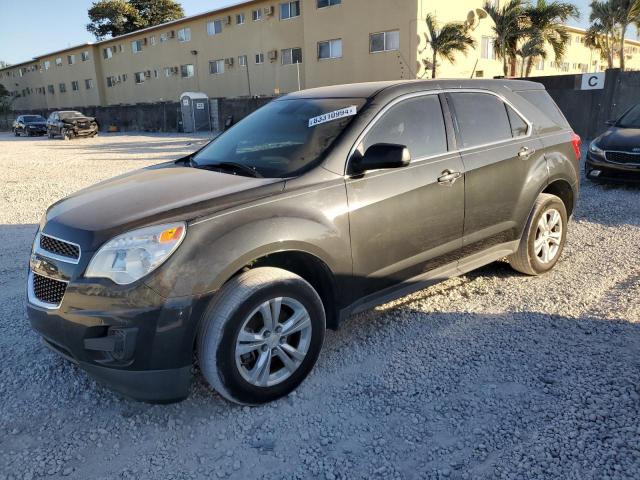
363, 95, 448, 159
506, 106, 529, 137
517, 90, 569, 129
448, 92, 512, 148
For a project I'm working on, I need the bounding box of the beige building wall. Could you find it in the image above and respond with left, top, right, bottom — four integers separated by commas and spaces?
2, 0, 640, 111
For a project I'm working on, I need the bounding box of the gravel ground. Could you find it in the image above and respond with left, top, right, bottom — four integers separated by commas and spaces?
0, 132, 638, 480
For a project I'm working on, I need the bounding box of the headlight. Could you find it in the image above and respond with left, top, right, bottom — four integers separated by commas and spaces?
85, 222, 186, 285
589, 141, 605, 157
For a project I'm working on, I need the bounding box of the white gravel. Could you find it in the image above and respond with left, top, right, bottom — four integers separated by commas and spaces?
0, 132, 638, 480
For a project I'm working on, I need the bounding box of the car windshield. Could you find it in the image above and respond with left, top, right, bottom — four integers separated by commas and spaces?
192, 98, 366, 178
59, 111, 85, 119
616, 105, 640, 129
24, 115, 45, 122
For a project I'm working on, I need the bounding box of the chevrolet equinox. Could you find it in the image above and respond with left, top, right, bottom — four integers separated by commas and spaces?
27, 80, 581, 404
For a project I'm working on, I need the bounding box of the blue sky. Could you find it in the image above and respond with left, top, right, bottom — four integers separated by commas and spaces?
0, 0, 617, 65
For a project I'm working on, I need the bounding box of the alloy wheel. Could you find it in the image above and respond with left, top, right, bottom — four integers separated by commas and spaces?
235, 297, 312, 387
534, 208, 563, 264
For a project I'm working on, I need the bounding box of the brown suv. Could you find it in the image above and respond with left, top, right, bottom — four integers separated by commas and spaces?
27, 80, 580, 404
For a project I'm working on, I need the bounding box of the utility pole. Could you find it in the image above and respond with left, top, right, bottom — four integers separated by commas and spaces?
245, 56, 252, 97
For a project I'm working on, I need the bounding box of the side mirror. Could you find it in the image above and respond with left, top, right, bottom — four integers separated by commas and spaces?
605, 120, 616, 127
351, 143, 411, 174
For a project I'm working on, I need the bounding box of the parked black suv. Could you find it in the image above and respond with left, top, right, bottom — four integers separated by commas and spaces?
46, 111, 99, 139
12, 115, 48, 136
27, 80, 581, 404
586, 103, 640, 183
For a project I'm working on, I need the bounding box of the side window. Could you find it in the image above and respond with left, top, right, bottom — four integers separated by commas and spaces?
518, 90, 569, 129
449, 92, 512, 148
506, 105, 528, 137
362, 95, 448, 160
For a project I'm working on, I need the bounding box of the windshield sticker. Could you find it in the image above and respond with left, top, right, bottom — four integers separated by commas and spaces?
308, 106, 357, 128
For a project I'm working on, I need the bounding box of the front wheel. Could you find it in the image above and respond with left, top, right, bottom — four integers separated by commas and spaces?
197, 267, 326, 405
508, 193, 568, 275
14, 129, 19, 137
61, 128, 71, 140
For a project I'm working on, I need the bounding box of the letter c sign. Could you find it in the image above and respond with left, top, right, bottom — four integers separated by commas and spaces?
580, 73, 605, 90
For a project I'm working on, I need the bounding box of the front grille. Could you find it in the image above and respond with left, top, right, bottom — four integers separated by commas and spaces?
32, 273, 67, 306
40, 234, 80, 260
605, 151, 640, 165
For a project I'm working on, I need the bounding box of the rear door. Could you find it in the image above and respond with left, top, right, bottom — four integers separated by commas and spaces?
446, 91, 545, 255
346, 93, 465, 297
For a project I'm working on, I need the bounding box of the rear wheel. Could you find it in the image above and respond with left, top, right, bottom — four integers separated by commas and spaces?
508, 193, 568, 275
197, 267, 325, 405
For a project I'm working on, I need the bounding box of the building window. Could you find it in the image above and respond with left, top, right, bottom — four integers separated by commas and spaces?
85, 78, 94, 89
255, 52, 264, 64
282, 47, 303, 65
207, 19, 223, 36
481, 36, 496, 60
252, 9, 262, 21
134, 72, 146, 84
238, 55, 248, 67
536, 58, 545, 70
181, 64, 194, 77
164, 67, 172, 77
150, 35, 156, 46
280, 1, 300, 19
318, 39, 342, 59
47, 84, 54, 94
236, 13, 245, 24
160, 32, 168, 42
178, 27, 191, 42
107, 76, 114, 87
59, 83, 66, 93
132, 40, 143, 53
209, 59, 225, 75
370, 30, 399, 53
43, 60, 51, 71
317, 0, 341, 7
55, 57, 63, 66
71, 80, 79, 91
153, 69, 159, 78
81, 51, 90, 61
103, 47, 113, 59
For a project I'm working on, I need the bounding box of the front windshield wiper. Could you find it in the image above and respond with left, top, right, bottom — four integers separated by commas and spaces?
195, 161, 264, 178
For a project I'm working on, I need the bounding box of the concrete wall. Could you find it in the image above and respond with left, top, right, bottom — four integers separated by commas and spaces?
529, 69, 640, 140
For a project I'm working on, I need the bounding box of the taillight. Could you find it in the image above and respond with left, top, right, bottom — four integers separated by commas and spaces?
571, 133, 582, 161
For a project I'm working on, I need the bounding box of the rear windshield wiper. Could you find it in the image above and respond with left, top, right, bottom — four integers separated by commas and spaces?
196, 161, 264, 178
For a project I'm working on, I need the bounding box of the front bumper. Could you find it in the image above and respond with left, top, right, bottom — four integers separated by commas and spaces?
27, 266, 210, 402
585, 152, 640, 183
26, 126, 47, 135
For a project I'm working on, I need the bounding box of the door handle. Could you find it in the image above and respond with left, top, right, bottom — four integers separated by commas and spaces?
518, 146, 535, 158
437, 170, 462, 185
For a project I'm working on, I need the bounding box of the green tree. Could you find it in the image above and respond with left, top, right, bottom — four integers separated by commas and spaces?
423, 14, 477, 78
523, 0, 579, 76
87, 0, 184, 39
611, 0, 640, 70
516, 35, 548, 76
586, 0, 619, 69
484, 0, 528, 76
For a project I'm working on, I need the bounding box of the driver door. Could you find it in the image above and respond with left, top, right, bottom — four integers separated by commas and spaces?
346, 93, 465, 298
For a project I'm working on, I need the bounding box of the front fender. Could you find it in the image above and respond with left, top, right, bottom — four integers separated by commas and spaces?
145, 195, 351, 298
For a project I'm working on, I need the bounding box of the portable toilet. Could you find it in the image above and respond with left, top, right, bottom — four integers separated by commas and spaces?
180, 92, 211, 132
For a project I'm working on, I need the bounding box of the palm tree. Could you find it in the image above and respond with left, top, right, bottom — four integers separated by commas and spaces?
586, 1, 619, 69
611, 0, 640, 70
517, 35, 548, 76
523, 0, 580, 76
484, 0, 528, 76
423, 14, 477, 79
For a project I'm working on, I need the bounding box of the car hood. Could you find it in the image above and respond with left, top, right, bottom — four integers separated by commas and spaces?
596, 127, 640, 152
43, 163, 285, 250
61, 116, 95, 123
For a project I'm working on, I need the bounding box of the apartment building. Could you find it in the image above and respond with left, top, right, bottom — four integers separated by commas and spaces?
2, 0, 640, 111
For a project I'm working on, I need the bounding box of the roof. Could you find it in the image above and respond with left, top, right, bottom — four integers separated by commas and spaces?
282, 79, 545, 100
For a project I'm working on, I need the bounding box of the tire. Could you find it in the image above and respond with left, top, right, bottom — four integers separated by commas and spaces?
197, 267, 326, 405
508, 193, 568, 276
14, 129, 19, 137
61, 129, 70, 140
